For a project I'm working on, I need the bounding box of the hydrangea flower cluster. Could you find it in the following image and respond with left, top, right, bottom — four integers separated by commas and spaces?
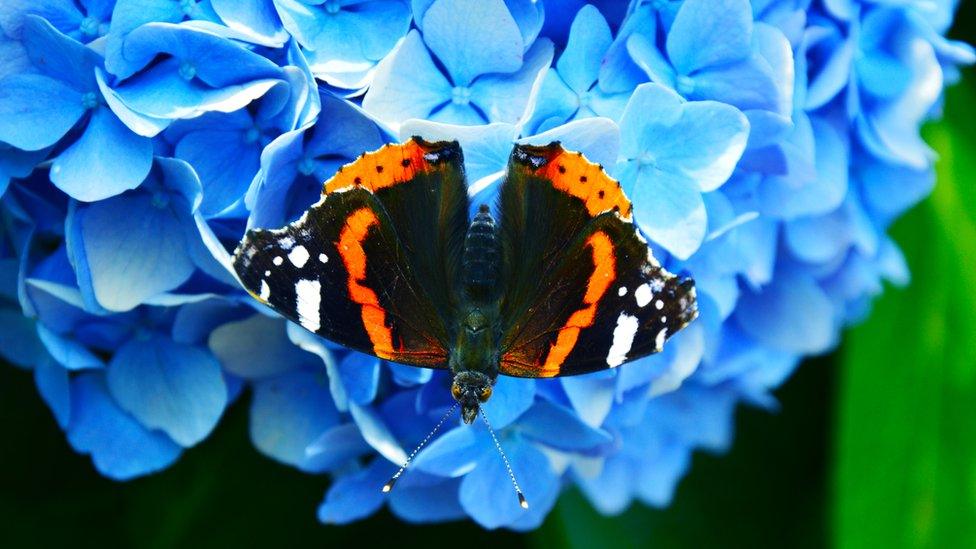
0, 0, 971, 529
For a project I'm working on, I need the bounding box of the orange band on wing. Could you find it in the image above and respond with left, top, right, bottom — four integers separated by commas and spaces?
337, 207, 395, 359
540, 231, 617, 375
324, 139, 435, 194
540, 149, 632, 218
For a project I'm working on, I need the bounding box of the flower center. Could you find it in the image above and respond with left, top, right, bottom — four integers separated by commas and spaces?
578, 90, 592, 108
297, 156, 316, 176
179, 0, 198, 16
324, 0, 341, 14
244, 126, 261, 144
675, 74, 695, 96
638, 151, 657, 168
151, 191, 170, 209
179, 61, 197, 81
79, 16, 100, 37
81, 91, 99, 110
451, 86, 471, 105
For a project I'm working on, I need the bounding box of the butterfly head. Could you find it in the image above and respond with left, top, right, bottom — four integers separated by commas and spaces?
451, 371, 493, 424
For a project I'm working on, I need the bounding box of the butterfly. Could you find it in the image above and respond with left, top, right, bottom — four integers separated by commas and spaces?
232, 137, 697, 506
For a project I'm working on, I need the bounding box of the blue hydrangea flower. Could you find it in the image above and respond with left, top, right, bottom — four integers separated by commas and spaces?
0, 0, 971, 531
0, 15, 153, 200
362, 0, 554, 130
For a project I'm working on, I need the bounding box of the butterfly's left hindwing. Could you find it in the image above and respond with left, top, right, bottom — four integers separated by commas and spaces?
234, 187, 448, 365
496, 144, 697, 378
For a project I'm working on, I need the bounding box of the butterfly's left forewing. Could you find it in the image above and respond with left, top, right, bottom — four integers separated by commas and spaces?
496, 144, 697, 378
233, 138, 469, 367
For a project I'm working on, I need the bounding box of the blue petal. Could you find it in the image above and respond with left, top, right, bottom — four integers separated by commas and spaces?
171, 298, 248, 344
0, 0, 81, 39
635, 439, 690, 506
21, 15, 99, 92
459, 437, 557, 528
654, 100, 749, 192
211, 0, 287, 45
0, 73, 84, 150
555, 5, 612, 93
250, 369, 339, 471
208, 314, 316, 379
422, 0, 524, 86
175, 125, 261, 217
69, 185, 196, 312
67, 372, 182, 480
0, 143, 46, 197
362, 30, 452, 133
107, 334, 227, 447
111, 22, 281, 84
0, 309, 45, 367
50, 108, 153, 201
519, 398, 613, 452
687, 57, 782, 113
114, 62, 283, 120
523, 70, 581, 133
96, 68, 170, 138
762, 117, 848, 219
666, 0, 752, 75
470, 38, 553, 125
735, 264, 837, 354
276, 0, 410, 85
36, 323, 103, 370
627, 33, 677, 89
598, 6, 654, 94
304, 423, 372, 472
35, 358, 71, 428
389, 477, 466, 523
481, 375, 534, 429
318, 459, 393, 524
387, 360, 433, 386
647, 321, 705, 397
338, 351, 381, 405
560, 374, 615, 427
349, 402, 409, 465
576, 456, 636, 514
629, 165, 707, 260
412, 425, 489, 477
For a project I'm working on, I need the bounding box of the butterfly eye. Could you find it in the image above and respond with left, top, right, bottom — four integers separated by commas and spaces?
478, 385, 492, 402
451, 383, 463, 401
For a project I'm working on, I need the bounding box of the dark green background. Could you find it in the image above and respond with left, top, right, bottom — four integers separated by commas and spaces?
1, 11, 974, 548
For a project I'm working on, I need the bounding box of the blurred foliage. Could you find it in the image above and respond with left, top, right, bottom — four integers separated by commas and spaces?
833, 73, 976, 548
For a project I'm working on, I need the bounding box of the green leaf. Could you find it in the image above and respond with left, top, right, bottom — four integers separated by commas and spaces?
833, 75, 976, 549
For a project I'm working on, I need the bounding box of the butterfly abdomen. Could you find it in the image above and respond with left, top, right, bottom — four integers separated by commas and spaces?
463, 205, 500, 299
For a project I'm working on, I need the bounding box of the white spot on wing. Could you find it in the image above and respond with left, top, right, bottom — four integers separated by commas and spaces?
259, 280, 270, 300
272, 256, 284, 266
618, 286, 628, 297
635, 284, 652, 307
606, 313, 639, 368
655, 299, 664, 310
296, 279, 321, 332
288, 245, 310, 268
655, 327, 668, 351
278, 235, 295, 249
319, 253, 328, 263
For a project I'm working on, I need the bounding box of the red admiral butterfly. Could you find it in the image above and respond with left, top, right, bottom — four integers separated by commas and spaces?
233, 138, 697, 507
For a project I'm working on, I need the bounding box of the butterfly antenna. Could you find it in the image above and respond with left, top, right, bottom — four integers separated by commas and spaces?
382, 401, 458, 494
480, 407, 529, 509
